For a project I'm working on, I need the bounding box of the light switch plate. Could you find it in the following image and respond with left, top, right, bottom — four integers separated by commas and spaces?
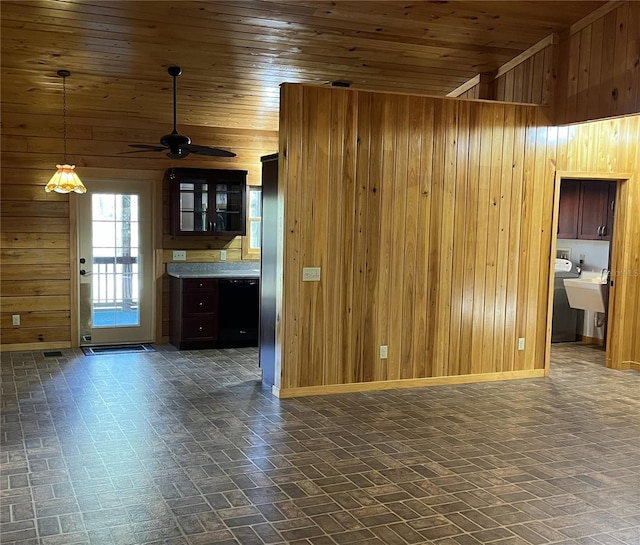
302, 267, 321, 281
173, 250, 187, 261
379, 345, 388, 359
220, 250, 227, 261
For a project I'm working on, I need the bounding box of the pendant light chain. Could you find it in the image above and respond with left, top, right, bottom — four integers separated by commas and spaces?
62, 73, 67, 162
45, 69, 86, 194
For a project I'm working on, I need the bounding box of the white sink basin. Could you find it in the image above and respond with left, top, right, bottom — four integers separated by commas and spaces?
563, 277, 608, 313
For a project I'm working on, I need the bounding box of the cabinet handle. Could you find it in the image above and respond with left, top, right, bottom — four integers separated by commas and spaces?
198, 302, 204, 307
601, 225, 606, 237
597, 226, 602, 237
199, 282, 204, 287
198, 326, 203, 331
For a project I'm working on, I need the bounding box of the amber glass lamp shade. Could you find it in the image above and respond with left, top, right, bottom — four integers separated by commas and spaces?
45, 164, 87, 194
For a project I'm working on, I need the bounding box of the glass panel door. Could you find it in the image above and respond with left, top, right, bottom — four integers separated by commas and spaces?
79, 179, 153, 345
179, 180, 209, 232
215, 182, 244, 233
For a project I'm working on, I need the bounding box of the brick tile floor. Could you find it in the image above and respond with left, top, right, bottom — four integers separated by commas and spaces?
1, 343, 639, 544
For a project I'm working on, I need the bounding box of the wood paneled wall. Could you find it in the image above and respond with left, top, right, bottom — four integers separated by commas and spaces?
450, 2, 639, 124
553, 117, 640, 371
493, 45, 555, 105
555, 1, 640, 124
275, 83, 640, 397
0, 111, 277, 349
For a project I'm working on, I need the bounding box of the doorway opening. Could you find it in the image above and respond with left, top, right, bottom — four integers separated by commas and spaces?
548, 175, 621, 370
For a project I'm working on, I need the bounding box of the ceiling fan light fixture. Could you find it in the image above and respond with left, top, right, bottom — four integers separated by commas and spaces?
46, 70, 86, 194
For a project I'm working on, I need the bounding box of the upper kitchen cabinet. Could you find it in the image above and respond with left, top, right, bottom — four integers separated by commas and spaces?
558, 180, 616, 241
557, 179, 581, 239
577, 181, 616, 241
167, 168, 247, 236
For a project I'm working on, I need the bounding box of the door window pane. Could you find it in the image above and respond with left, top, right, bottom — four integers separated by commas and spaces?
248, 187, 262, 250
91, 193, 140, 328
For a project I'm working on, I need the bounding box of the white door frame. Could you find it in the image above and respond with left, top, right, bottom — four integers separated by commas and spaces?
73, 172, 157, 346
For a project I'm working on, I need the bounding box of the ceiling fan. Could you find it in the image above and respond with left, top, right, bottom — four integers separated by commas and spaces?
125, 66, 236, 159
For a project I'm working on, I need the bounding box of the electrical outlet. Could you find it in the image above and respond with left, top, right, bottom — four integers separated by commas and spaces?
220, 250, 227, 261
12, 314, 20, 326
302, 267, 321, 281
173, 250, 186, 261
379, 345, 388, 359
518, 337, 525, 351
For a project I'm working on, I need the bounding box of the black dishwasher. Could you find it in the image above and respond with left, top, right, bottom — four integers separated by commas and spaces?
217, 278, 259, 347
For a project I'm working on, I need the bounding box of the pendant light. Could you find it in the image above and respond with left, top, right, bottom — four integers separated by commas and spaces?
45, 70, 86, 194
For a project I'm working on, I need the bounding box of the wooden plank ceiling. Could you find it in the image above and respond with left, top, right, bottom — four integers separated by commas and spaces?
1, 1, 605, 133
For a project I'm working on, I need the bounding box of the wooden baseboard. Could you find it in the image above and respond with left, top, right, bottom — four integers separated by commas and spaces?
0, 341, 72, 352
273, 369, 546, 399
578, 335, 605, 346
627, 361, 640, 371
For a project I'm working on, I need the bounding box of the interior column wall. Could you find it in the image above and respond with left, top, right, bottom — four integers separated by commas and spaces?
276, 83, 640, 396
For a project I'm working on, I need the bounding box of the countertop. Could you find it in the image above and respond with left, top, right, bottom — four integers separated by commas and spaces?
169, 271, 260, 279
167, 262, 260, 279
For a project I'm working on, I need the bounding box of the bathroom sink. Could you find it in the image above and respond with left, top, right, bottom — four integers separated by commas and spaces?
563, 277, 609, 313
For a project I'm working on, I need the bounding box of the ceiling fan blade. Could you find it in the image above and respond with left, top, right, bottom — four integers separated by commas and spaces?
182, 144, 236, 157
128, 144, 168, 150
120, 148, 168, 155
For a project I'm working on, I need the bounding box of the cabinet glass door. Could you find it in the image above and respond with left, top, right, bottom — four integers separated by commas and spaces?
179, 180, 209, 233
215, 183, 244, 234
169, 168, 247, 236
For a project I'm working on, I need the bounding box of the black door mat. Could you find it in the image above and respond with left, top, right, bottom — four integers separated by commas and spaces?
81, 344, 156, 356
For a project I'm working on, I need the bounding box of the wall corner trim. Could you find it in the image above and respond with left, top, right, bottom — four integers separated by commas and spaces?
447, 74, 481, 97
562, 0, 624, 39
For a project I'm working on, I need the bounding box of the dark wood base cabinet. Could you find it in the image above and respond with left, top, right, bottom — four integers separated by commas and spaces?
170, 276, 260, 350
170, 277, 219, 349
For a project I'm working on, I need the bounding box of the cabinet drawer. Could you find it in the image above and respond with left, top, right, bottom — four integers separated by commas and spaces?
183, 278, 217, 291
183, 291, 217, 314
182, 316, 217, 340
